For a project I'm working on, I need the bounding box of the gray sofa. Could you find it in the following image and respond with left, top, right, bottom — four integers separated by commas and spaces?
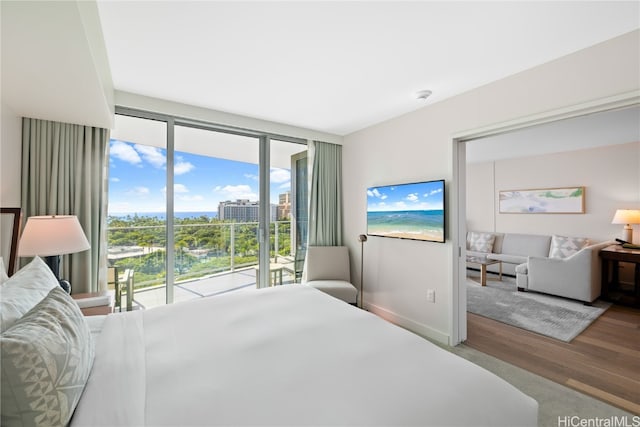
467, 231, 613, 303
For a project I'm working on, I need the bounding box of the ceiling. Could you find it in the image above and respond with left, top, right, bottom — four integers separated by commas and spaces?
95, 1, 639, 136
1, 1, 639, 138
467, 105, 640, 163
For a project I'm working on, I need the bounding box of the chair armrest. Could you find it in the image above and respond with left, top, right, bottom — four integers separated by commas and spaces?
527, 241, 613, 302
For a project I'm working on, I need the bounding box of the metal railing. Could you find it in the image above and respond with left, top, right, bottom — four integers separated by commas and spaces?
107, 220, 292, 291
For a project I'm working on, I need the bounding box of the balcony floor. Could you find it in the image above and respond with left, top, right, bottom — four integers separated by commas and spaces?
121, 267, 297, 310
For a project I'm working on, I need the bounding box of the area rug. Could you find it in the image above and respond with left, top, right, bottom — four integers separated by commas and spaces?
466, 275, 611, 342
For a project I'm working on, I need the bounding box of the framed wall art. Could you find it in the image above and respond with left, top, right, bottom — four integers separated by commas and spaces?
499, 187, 585, 214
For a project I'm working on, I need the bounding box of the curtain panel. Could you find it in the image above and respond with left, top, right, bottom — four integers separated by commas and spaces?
308, 140, 343, 246
21, 118, 109, 294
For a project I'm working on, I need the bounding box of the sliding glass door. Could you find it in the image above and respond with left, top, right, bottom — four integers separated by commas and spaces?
173, 125, 261, 300
107, 114, 168, 309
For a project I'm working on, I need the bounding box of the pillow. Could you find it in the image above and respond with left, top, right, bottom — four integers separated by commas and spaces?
0, 256, 8, 284
549, 235, 590, 259
0, 256, 60, 332
467, 232, 496, 253
1, 286, 94, 427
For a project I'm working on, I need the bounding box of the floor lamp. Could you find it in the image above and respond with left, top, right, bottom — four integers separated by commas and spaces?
358, 234, 368, 309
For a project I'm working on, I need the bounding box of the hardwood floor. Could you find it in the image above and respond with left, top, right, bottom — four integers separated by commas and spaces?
465, 304, 640, 415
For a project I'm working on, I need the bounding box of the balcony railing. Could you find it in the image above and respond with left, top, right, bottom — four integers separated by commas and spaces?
107, 220, 295, 306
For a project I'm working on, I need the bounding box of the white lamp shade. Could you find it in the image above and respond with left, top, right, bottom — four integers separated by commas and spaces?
18, 215, 90, 257
611, 209, 640, 225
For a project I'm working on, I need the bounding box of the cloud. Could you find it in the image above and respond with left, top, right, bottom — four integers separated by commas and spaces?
126, 186, 150, 196
394, 201, 408, 209
174, 184, 189, 193
213, 184, 258, 201
406, 193, 419, 202
270, 168, 290, 183
278, 182, 291, 190
367, 188, 388, 200
110, 140, 142, 165
244, 174, 258, 181
426, 188, 443, 197
174, 161, 195, 175
134, 144, 166, 168
110, 177, 120, 182
161, 184, 189, 194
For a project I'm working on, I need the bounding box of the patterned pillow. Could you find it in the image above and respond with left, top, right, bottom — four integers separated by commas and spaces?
1, 287, 94, 427
0, 256, 60, 332
549, 235, 590, 259
467, 232, 496, 253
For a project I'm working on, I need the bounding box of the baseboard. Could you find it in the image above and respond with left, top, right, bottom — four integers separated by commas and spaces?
364, 302, 450, 345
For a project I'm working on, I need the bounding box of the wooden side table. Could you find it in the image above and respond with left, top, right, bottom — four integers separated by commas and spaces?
254, 263, 284, 288
599, 245, 640, 307
72, 291, 114, 316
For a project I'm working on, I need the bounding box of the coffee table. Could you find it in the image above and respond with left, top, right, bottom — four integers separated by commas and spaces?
466, 256, 502, 286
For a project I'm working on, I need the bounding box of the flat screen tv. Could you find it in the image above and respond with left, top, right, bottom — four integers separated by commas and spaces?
367, 179, 445, 243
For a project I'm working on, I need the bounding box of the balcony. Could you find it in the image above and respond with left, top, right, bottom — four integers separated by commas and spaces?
108, 219, 301, 310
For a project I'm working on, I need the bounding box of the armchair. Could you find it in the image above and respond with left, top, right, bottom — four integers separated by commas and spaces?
303, 246, 357, 304
516, 241, 613, 303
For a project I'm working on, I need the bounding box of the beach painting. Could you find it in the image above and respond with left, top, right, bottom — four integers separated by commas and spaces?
499, 187, 585, 214
367, 180, 445, 243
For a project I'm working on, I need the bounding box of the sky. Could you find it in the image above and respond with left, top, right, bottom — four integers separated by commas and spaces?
367, 180, 444, 212
108, 140, 291, 214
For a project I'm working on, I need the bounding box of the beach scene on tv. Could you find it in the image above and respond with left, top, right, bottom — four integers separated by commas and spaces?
367, 180, 444, 242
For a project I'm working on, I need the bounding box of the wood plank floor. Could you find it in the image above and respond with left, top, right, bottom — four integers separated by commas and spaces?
465, 304, 640, 415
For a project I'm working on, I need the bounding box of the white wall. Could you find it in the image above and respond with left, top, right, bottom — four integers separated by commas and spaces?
1, 101, 21, 206
467, 141, 640, 243
342, 30, 640, 344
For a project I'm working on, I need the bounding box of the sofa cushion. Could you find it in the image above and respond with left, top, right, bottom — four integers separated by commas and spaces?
466, 250, 489, 260
467, 232, 496, 253
500, 233, 551, 257
549, 235, 590, 259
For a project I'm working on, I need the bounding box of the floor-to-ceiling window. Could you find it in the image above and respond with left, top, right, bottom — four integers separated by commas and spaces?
108, 114, 168, 309
107, 109, 307, 309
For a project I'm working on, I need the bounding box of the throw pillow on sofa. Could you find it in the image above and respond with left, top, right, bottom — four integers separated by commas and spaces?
549, 235, 589, 259
467, 232, 496, 253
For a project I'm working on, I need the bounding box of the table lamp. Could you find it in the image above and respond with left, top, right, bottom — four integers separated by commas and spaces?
611, 209, 640, 243
18, 215, 90, 293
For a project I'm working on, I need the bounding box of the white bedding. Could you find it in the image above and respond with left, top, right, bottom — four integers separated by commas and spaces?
72, 285, 537, 426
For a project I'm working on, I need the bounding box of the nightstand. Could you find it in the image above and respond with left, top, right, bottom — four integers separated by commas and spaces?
72, 291, 114, 316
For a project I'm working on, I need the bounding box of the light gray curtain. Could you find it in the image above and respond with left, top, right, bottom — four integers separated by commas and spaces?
308, 140, 343, 246
21, 118, 109, 294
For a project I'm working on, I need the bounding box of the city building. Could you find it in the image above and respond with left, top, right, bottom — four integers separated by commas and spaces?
218, 199, 277, 222
278, 191, 291, 220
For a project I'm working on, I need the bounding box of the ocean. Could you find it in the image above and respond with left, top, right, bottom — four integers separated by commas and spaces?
109, 211, 218, 220
367, 209, 444, 241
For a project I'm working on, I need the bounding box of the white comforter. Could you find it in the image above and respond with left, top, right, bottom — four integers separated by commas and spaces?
72, 285, 537, 426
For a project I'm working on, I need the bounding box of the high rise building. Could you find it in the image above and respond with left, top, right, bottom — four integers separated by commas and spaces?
278, 191, 291, 220
218, 199, 259, 222
218, 199, 277, 222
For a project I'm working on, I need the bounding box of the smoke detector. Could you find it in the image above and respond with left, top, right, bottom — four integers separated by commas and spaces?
416, 89, 432, 101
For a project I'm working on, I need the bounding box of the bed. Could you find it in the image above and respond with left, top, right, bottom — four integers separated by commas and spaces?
1, 257, 538, 426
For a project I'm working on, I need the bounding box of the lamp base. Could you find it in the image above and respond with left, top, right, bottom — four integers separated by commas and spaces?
44, 255, 72, 294
59, 280, 71, 294
622, 225, 633, 244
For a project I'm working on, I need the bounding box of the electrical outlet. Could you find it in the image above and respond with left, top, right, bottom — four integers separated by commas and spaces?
426, 289, 436, 303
